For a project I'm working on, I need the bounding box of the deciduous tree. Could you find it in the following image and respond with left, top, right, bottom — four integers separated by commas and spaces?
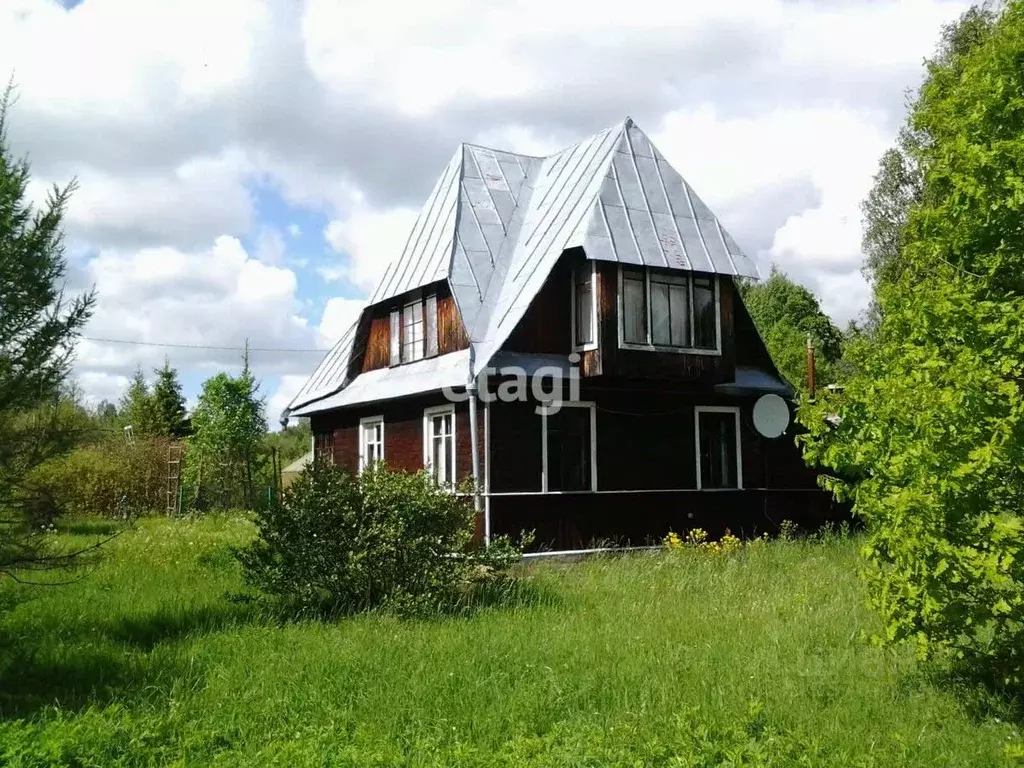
801, 2, 1024, 683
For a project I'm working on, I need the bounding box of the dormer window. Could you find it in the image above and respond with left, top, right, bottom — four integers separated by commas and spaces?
402, 299, 424, 362
571, 262, 597, 352
389, 292, 439, 366
619, 266, 719, 354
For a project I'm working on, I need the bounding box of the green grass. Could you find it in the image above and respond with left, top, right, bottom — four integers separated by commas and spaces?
1, 516, 1021, 766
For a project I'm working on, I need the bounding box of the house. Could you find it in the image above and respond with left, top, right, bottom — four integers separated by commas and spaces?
283, 117, 840, 552
280, 451, 312, 490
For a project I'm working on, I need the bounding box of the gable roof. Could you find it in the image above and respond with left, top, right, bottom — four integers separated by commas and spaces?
285, 117, 760, 419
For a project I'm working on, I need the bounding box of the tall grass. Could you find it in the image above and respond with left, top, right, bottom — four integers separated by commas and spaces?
0, 516, 1020, 766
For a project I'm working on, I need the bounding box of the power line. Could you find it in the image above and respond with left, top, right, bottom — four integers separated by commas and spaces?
79, 336, 329, 353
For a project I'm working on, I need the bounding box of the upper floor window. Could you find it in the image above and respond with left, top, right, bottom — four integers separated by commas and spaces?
619, 266, 718, 353
571, 263, 597, 351
390, 293, 438, 366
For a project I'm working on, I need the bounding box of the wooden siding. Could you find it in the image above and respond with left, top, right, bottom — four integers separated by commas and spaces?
485, 386, 817, 496
489, 489, 846, 552
593, 260, 736, 383
355, 282, 470, 374
503, 252, 574, 355
311, 395, 483, 482
361, 315, 391, 372
438, 293, 470, 354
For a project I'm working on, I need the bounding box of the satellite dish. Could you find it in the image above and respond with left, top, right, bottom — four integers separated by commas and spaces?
752, 394, 790, 438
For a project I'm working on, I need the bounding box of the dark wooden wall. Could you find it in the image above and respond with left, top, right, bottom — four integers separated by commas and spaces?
502, 254, 574, 356
353, 281, 470, 375
489, 490, 846, 552
485, 387, 818, 495
311, 394, 484, 482
499, 250, 742, 385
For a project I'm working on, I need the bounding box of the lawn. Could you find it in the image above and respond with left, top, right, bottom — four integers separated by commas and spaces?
0, 516, 1020, 767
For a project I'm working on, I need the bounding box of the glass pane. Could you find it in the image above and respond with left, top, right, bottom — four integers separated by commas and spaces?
698, 411, 738, 489
650, 281, 670, 346
546, 407, 592, 491
669, 283, 689, 346
622, 275, 646, 344
403, 301, 424, 362
693, 277, 716, 349
575, 275, 593, 346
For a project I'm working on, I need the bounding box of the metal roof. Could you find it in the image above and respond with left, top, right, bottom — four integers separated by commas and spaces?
289, 349, 471, 415
285, 117, 762, 418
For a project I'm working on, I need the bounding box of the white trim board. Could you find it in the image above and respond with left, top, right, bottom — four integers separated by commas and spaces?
357, 415, 384, 472
540, 400, 598, 493
694, 405, 743, 490
422, 403, 457, 487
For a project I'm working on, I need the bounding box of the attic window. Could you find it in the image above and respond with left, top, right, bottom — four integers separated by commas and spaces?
619, 266, 720, 354
571, 262, 597, 351
389, 292, 439, 366
402, 300, 424, 362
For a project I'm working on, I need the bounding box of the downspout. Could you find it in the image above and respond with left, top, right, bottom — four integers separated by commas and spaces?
467, 348, 483, 542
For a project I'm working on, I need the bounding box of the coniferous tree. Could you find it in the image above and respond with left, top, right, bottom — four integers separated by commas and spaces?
151, 358, 188, 438
119, 367, 155, 435
0, 85, 96, 577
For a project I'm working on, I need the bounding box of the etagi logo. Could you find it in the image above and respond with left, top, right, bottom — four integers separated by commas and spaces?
442, 353, 581, 415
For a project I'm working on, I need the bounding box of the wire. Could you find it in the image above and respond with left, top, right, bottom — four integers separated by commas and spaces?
79, 336, 329, 353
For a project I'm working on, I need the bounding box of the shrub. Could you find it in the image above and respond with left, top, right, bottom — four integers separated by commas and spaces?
235, 459, 528, 617
23, 437, 168, 517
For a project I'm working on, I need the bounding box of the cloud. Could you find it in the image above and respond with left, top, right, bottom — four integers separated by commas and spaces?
268, 373, 312, 427
317, 297, 367, 346
323, 206, 421, 293
75, 236, 317, 397
1, 0, 974, 406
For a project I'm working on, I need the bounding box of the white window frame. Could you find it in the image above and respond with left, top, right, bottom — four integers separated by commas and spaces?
540, 401, 598, 493
570, 261, 598, 353
423, 404, 456, 488
358, 415, 384, 472
617, 266, 722, 356
694, 405, 743, 491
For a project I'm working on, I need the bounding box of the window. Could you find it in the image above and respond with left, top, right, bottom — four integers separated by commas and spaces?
619, 266, 719, 352
390, 293, 439, 366
572, 262, 597, 350
313, 431, 334, 464
622, 267, 647, 344
402, 300, 424, 362
358, 416, 384, 471
423, 405, 456, 487
541, 403, 597, 492
695, 406, 742, 490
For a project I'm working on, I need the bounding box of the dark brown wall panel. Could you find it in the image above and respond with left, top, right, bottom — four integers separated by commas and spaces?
311, 394, 483, 483
438, 293, 470, 355
362, 316, 391, 372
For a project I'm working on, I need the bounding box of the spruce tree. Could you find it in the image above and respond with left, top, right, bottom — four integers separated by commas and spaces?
151, 358, 188, 438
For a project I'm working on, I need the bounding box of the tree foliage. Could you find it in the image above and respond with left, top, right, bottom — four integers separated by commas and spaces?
801, 2, 1024, 682
737, 267, 844, 392
118, 367, 156, 436
185, 359, 267, 511
859, 4, 997, 328
150, 358, 188, 438
0, 86, 98, 579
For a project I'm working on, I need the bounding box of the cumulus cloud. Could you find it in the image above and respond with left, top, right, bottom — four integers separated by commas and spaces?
75, 236, 317, 385
1, 0, 974, 404
323, 207, 421, 293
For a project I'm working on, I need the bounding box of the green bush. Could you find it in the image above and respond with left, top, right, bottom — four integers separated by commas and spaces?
24, 437, 168, 517
235, 459, 527, 617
